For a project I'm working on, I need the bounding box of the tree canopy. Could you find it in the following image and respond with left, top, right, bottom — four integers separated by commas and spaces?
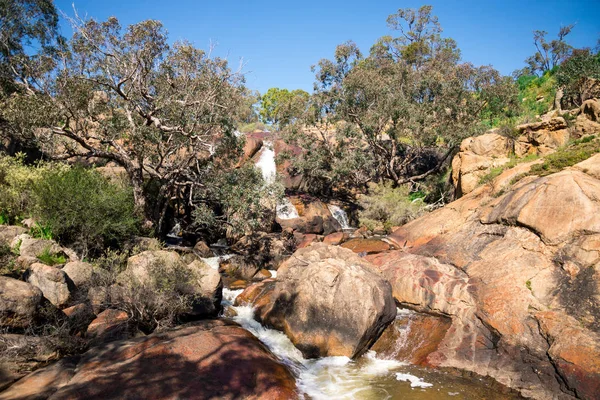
282, 6, 517, 195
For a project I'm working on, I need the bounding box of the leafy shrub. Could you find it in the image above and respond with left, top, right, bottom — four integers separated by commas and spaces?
358, 182, 425, 232
32, 167, 139, 256
556, 50, 600, 107
0, 154, 54, 224
37, 246, 66, 266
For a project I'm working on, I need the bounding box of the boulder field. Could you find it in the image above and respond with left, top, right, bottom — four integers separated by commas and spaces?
365, 155, 600, 399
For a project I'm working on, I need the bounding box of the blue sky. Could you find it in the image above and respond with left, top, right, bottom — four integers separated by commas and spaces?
54, 0, 599, 94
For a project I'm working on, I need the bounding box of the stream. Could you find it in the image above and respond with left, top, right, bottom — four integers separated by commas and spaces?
219, 288, 520, 400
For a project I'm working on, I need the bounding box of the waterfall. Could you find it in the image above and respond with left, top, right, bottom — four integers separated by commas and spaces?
328, 204, 351, 229
254, 141, 299, 220
255, 142, 276, 183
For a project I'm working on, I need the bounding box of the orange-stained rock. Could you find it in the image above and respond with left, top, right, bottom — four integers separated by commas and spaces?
371, 309, 451, 365
0, 357, 78, 400
235, 279, 276, 307
322, 232, 348, 246
228, 279, 249, 290
253, 269, 272, 281
48, 320, 297, 400
86, 309, 129, 343
373, 153, 600, 399
340, 238, 391, 254
295, 233, 319, 249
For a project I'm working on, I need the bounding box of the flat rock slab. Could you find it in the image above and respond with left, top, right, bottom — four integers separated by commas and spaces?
46, 319, 296, 400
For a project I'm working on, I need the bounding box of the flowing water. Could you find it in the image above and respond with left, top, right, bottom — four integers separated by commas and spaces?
254, 141, 300, 219
220, 291, 520, 400
327, 204, 351, 229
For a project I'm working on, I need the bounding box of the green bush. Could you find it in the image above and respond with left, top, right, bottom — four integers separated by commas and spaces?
32, 167, 139, 256
37, 246, 66, 266
0, 154, 53, 224
358, 182, 425, 232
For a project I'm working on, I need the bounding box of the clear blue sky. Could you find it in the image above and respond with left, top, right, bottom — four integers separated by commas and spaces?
54, 0, 599, 94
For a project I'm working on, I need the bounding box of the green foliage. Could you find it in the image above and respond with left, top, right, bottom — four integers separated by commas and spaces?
193, 164, 283, 238
0, 212, 8, 225
286, 6, 517, 193
0, 154, 55, 224
260, 87, 310, 127
529, 136, 600, 176
556, 49, 600, 107
358, 182, 425, 232
36, 246, 66, 266
238, 121, 269, 133
517, 71, 556, 118
29, 223, 53, 240
478, 153, 540, 185
32, 166, 139, 256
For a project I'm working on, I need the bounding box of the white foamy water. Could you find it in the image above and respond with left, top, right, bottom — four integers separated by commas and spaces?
268, 269, 277, 278
395, 373, 433, 388
224, 291, 433, 399
328, 204, 351, 229
255, 142, 276, 183
277, 197, 300, 219
201, 254, 233, 270
254, 141, 300, 220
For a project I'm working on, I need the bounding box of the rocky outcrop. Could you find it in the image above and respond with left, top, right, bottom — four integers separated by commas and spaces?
371, 160, 600, 399
340, 238, 392, 254
31, 320, 296, 400
25, 263, 72, 309
451, 117, 575, 197
515, 117, 570, 155
252, 243, 396, 359
0, 276, 44, 329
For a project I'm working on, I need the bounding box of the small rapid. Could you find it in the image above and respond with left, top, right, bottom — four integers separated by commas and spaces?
222, 291, 520, 400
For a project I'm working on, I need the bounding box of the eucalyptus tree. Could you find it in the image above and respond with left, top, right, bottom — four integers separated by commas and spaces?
285, 6, 517, 192
2, 14, 258, 234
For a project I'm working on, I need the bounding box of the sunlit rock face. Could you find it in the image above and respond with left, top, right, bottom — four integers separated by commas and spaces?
368, 162, 600, 400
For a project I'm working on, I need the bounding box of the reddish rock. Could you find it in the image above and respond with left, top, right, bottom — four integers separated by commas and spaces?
63, 303, 96, 333
323, 232, 347, 246
0, 357, 78, 400
340, 238, 391, 254
371, 309, 452, 365
296, 233, 319, 249
229, 279, 249, 290
235, 279, 276, 307
86, 309, 129, 343
253, 269, 272, 281
193, 241, 213, 258
49, 320, 297, 400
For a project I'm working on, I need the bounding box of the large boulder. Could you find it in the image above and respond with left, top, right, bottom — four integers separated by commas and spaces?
0, 276, 44, 329
515, 117, 570, 156
62, 261, 108, 289
17, 238, 70, 262
375, 158, 600, 399
255, 243, 396, 359
0, 357, 79, 400
43, 320, 297, 400
187, 260, 222, 316
25, 263, 72, 309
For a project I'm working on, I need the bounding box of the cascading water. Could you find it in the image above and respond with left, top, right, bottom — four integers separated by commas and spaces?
328, 204, 351, 229
221, 292, 520, 400
254, 141, 299, 220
